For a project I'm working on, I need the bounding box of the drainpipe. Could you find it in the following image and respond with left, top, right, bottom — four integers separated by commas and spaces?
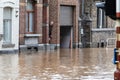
114, 0, 120, 79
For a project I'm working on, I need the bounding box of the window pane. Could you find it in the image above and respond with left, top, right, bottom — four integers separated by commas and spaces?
3, 20, 11, 43
3, 7, 12, 43
29, 13, 33, 32
26, 12, 34, 32
3, 7, 12, 19
26, 0, 33, 11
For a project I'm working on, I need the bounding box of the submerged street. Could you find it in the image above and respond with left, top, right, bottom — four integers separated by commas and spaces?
0, 48, 115, 80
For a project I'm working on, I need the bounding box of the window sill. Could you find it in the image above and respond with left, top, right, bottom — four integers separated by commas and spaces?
92, 28, 115, 32
25, 34, 42, 37
2, 43, 15, 48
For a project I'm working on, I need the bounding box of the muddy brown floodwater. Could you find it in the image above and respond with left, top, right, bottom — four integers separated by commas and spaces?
0, 48, 115, 80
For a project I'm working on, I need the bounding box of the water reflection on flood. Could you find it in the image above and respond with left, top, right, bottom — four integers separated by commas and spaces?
0, 48, 115, 80
0, 53, 19, 80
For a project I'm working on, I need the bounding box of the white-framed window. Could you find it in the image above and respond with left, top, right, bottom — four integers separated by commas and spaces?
3, 7, 12, 43
26, 0, 35, 33
97, 8, 107, 28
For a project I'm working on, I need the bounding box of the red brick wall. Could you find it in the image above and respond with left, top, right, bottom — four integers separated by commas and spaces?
19, 2, 26, 45
73, 6, 79, 43
35, 3, 43, 44
49, 0, 59, 44
49, 0, 79, 44
19, 0, 79, 46
42, 0, 49, 44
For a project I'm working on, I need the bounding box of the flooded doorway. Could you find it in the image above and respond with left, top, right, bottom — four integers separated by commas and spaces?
60, 26, 73, 48
60, 6, 73, 48
0, 48, 115, 80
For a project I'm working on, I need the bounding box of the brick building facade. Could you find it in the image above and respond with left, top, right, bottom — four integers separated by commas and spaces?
19, 0, 79, 50
19, 0, 43, 50
49, 0, 79, 49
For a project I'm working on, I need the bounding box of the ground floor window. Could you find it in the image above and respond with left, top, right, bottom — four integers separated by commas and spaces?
26, 12, 34, 33
97, 8, 107, 28
3, 7, 12, 43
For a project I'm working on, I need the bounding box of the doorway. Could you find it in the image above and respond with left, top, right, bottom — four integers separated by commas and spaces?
60, 6, 73, 48
60, 26, 73, 48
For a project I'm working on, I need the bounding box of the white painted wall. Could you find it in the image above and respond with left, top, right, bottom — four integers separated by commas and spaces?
0, 0, 19, 51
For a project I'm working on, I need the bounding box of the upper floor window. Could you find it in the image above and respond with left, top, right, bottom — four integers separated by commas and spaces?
3, 7, 12, 43
26, 0, 35, 33
97, 8, 107, 28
